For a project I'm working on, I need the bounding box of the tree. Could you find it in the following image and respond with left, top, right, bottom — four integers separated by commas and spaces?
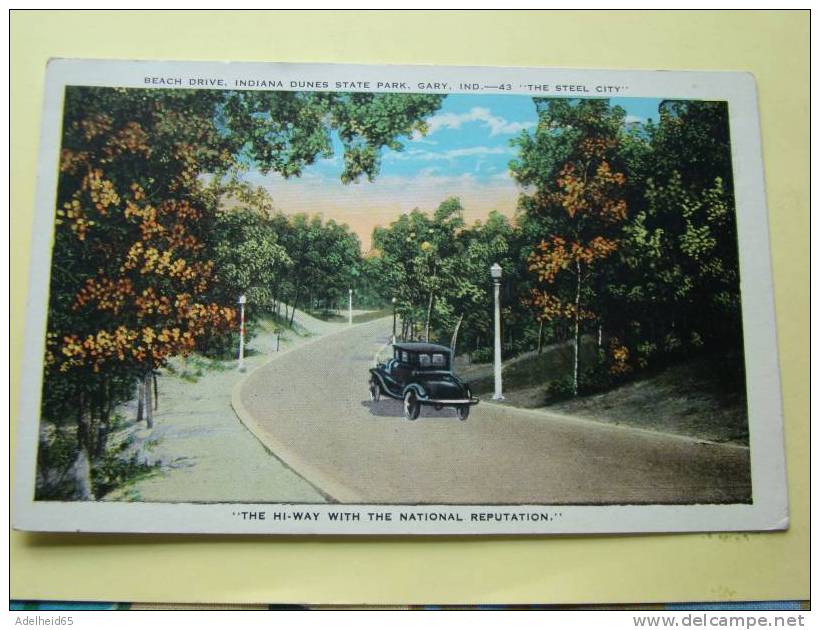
449, 211, 517, 357
370, 198, 466, 343
371, 210, 435, 339
209, 183, 292, 308
221, 91, 445, 183
40, 86, 444, 498
256, 212, 360, 322
48, 87, 239, 458
511, 99, 628, 395
606, 101, 741, 369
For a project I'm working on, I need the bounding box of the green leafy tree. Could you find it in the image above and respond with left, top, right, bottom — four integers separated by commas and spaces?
370, 198, 466, 342
209, 183, 292, 308
605, 100, 741, 369
511, 98, 629, 394
449, 211, 517, 356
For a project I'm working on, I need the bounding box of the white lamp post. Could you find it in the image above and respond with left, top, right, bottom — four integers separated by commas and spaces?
491, 263, 504, 400
238, 294, 247, 372
348, 288, 353, 326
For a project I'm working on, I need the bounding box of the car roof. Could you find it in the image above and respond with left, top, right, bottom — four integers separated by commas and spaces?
393, 342, 452, 354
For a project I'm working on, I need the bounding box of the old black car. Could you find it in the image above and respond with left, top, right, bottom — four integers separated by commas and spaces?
368, 342, 479, 421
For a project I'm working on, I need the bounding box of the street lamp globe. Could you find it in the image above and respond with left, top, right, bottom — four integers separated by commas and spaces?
490, 263, 502, 280
238, 294, 247, 305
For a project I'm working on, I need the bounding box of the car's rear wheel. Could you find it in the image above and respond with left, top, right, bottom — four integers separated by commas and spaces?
456, 405, 470, 421
403, 390, 420, 421
368, 377, 380, 402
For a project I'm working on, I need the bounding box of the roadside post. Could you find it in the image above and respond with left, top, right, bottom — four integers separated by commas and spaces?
491, 263, 504, 400
238, 294, 246, 372
348, 288, 353, 326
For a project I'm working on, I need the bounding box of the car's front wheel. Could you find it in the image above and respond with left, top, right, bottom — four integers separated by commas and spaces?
403, 390, 420, 421
368, 377, 380, 402
456, 405, 470, 421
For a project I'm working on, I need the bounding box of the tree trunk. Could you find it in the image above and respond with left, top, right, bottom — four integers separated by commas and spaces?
69, 446, 93, 501
72, 391, 94, 499
450, 313, 464, 354
144, 372, 154, 428
289, 284, 301, 326
573, 261, 582, 397
95, 379, 112, 460
76, 391, 90, 455
537, 320, 544, 354
136, 377, 144, 424
424, 291, 434, 342
153, 372, 159, 411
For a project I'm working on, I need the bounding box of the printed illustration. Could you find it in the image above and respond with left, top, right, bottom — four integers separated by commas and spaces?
34, 84, 752, 508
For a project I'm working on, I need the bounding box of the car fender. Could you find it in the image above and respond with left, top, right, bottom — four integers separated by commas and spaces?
369, 369, 388, 387
402, 383, 428, 400
370, 369, 401, 398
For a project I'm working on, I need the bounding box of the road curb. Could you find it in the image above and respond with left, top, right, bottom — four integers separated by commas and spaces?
480, 399, 752, 451
230, 317, 392, 504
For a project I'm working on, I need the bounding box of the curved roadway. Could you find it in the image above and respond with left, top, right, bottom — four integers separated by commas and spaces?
235, 317, 751, 504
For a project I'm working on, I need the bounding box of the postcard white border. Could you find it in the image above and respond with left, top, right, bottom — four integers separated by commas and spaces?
12, 59, 788, 535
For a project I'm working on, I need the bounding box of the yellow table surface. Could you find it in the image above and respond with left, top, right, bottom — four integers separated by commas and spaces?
10, 10, 808, 605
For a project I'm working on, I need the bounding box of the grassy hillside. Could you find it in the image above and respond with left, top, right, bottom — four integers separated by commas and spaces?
305, 308, 392, 324
549, 357, 748, 444
457, 337, 597, 401
458, 345, 748, 445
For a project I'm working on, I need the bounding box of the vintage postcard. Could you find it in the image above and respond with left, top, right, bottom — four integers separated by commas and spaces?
13, 60, 787, 535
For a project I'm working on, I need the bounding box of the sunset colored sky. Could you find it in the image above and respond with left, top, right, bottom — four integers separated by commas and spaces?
246, 94, 662, 251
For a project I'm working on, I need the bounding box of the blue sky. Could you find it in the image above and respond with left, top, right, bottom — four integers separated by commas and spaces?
251, 94, 663, 250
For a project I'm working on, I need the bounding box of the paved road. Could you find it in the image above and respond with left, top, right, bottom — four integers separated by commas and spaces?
236, 317, 751, 504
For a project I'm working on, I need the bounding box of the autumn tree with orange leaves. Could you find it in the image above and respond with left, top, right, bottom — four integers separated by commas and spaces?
511, 99, 628, 396
39, 87, 443, 499
44, 89, 239, 492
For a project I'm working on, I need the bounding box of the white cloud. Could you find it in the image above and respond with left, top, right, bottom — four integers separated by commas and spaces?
387, 145, 514, 162
423, 106, 534, 137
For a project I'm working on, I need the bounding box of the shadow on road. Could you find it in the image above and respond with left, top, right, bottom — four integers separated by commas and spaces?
360, 399, 462, 422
